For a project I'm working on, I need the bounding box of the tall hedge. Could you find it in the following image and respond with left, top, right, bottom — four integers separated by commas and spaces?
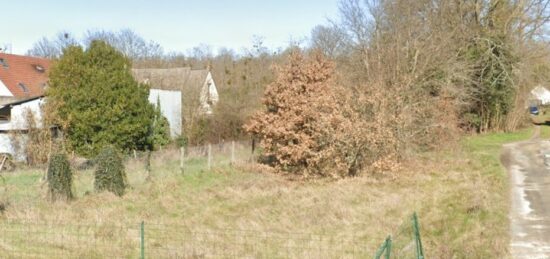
45, 40, 155, 157
47, 153, 73, 201
94, 146, 127, 196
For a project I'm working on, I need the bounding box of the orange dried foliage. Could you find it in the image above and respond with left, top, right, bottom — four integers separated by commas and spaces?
245, 51, 399, 178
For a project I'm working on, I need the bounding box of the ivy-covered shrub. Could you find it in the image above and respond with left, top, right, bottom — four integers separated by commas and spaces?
47, 153, 73, 201
94, 146, 127, 196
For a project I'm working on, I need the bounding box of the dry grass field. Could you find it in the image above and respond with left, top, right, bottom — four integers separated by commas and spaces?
0, 127, 546, 258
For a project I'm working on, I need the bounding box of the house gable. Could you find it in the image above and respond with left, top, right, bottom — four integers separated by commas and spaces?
0, 53, 50, 100
530, 86, 550, 105
132, 67, 220, 135
0, 80, 13, 97
200, 71, 219, 114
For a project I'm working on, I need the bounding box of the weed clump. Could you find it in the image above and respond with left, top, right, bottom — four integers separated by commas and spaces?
94, 146, 127, 196
0, 177, 8, 213
47, 153, 73, 201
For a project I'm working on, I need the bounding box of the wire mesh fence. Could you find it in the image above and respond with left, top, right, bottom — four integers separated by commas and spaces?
0, 139, 425, 258
372, 213, 425, 259
0, 221, 140, 258
0, 215, 424, 258
0, 220, 376, 258
126, 140, 256, 174
144, 224, 371, 258
183, 140, 256, 169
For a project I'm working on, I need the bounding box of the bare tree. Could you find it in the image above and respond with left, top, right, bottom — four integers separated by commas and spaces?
27, 29, 163, 60
27, 31, 78, 58
310, 25, 350, 58
332, 0, 550, 140
83, 29, 163, 60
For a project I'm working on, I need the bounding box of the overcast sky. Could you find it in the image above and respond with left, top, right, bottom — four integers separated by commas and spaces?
1, 0, 340, 55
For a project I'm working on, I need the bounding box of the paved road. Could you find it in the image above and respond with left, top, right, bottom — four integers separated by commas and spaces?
502, 126, 550, 258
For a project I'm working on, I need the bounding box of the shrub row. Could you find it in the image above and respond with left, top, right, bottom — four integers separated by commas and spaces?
47, 146, 127, 202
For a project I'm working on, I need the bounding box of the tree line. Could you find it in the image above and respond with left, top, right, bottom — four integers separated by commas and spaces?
26, 0, 550, 177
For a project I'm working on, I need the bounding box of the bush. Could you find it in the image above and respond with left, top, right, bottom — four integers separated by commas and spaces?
245, 51, 399, 178
0, 177, 9, 213
47, 153, 73, 201
94, 146, 127, 196
175, 135, 188, 148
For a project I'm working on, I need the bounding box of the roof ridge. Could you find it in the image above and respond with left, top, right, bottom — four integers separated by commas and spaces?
0, 53, 51, 62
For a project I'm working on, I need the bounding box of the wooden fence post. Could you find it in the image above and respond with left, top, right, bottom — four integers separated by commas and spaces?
207, 144, 212, 170
180, 147, 185, 174
231, 141, 235, 165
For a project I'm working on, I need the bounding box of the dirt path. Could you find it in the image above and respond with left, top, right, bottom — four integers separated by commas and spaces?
502, 126, 550, 258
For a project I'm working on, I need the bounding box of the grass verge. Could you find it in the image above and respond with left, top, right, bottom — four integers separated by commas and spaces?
0, 127, 541, 257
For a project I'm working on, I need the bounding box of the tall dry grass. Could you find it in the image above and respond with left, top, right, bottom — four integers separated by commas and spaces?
0, 125, 530, 257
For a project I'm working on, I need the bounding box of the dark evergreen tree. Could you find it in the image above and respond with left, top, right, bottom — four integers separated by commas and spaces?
46, 40, 155, 157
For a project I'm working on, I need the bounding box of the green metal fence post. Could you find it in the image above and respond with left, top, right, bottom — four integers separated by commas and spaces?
412, 212, 424, 259
385, 236, 391, 259
140, 221, 145, 259
374, 235, 391, 259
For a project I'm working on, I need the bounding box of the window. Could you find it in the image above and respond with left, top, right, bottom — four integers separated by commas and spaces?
18, 83, 28, 93
0, 58, 7, 68
33, 64, 45, 73
206, 82, 212, 105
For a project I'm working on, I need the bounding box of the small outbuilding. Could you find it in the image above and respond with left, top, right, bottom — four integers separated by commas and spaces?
529, 86, 550, 106
132, 67, 219, 138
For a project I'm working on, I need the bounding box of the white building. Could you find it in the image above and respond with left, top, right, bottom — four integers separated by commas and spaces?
530, 86, 550, 106
148, 89, 182, 137
0, 53, 50, 160
132, 67, 219, 138
0, 60, 220, 158
0, 96, 45, 159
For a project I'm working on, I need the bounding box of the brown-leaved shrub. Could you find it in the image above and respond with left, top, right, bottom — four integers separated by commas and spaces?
245, 51, 399, 178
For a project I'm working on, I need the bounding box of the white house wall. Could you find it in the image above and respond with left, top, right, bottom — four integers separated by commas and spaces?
148, 89, 182, 138
0, 98, 43, 161
0, 134, 14, 155
0, 98, 43, 132
0, 80, 13, 97
530, 86, 550, 106
206, 72, 219, 104
538, 92, 550, 105
11, 99, 44, 129
0, 133, 25, 162
199, 72, 219, 114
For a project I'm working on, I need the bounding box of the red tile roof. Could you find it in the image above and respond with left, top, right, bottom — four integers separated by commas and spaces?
0, 53, 50, 98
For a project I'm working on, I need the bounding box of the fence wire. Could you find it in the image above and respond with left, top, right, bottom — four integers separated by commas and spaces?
0, 220, 377, 258
0, 219, 422, 258
184, 140, 256, 168
0, 141, 422, 258
127, 140, 256, 173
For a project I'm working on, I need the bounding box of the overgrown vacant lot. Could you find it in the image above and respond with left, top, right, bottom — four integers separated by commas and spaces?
0, 128, 544, 258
